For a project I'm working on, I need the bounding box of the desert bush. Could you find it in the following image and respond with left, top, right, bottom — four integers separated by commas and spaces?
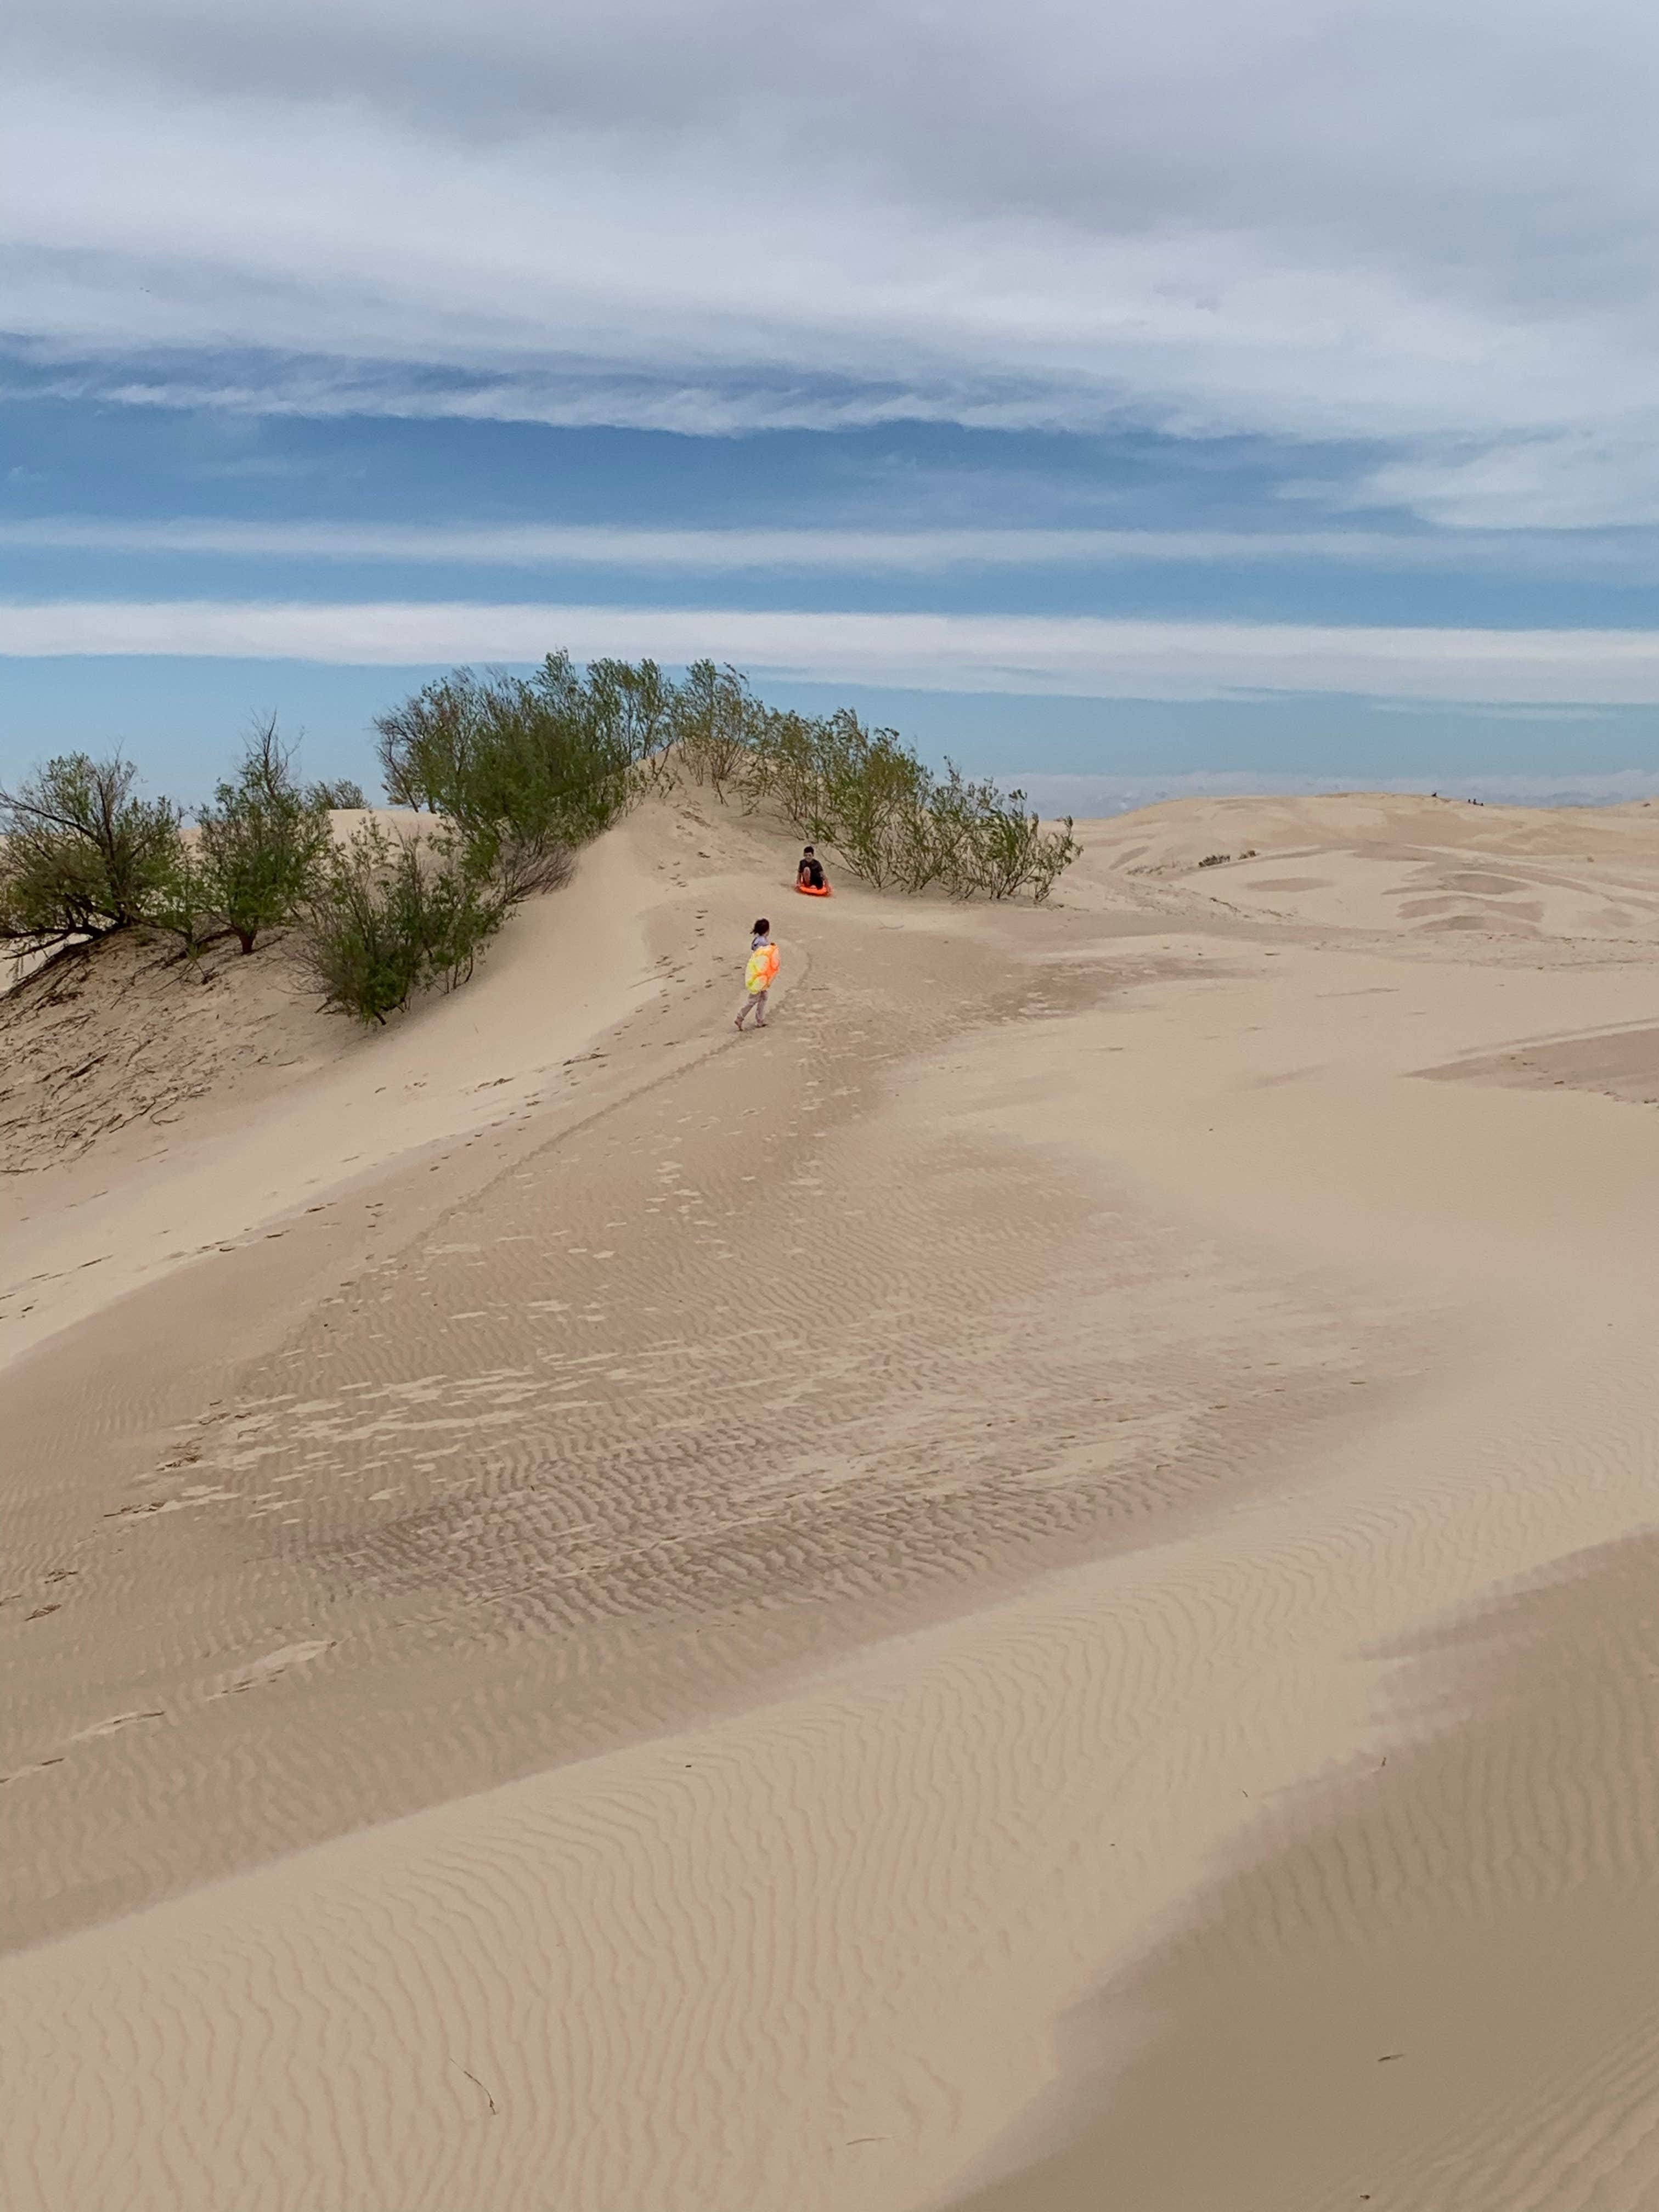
670, 661, 763, 800
308, 777, 368, 810
658, 689, 1084, 902
462, 658, 633, 848
749, 706, 831, 832
148, 843, 222, 958
940, 780, 1080, 902
1015, 808, 1083, 904
813, 715, 931, 887
335, 652, 651, 1023
585, 657, 676, 770
0, 751, 182, 953
190, 718, 333, 955
369, 648, 1082, 919
374, 656, 634, 878
294, 821, 508, 1025
629, 742, 682, 803
890, 761, 972, 894
373, 673, 486, 811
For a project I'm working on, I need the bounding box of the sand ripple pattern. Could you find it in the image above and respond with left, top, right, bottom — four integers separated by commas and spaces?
5, 912, 1381, 1939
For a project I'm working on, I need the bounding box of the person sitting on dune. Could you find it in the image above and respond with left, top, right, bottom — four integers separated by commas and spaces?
797, 845, 827, 891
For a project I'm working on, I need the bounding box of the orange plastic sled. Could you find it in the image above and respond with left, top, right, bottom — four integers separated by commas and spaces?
795, 880, 833, 897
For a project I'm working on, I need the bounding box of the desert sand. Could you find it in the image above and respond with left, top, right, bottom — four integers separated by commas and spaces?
7, 788, 1659, 2210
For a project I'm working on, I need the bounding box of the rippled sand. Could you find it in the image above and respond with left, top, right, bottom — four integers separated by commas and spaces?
8, 791, 1659, 2210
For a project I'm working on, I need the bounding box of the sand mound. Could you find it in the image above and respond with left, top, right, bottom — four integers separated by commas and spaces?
1071, 792, 1659, 944
1085, 789, 1659, 875
0, 802, 690, 1370
0, 929, 341, 1176
0, 805, 437, 1180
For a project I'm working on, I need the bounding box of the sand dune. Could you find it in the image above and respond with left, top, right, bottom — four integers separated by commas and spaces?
8, 793, 1659, 2209
0, 811, 667, 1370
1084, 787, 1659, 872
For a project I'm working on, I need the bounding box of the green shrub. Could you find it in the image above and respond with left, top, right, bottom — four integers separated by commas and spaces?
148, 843, 222, 958
729, 708, 1081, 902
749, 706, 831, 832
940, 779, 1081, 902
460, 658, 632, 848
294, 821, 509, 1025
368, 649, 1083, 917
307, 777, 368, 810
817, 716, 932, 887
0, 751, 182, 952
373, 673, 484, 811
670, 661, 763, 800
585, 657, 676, 769
374, 655, 634, 895
192, 718, 333, 954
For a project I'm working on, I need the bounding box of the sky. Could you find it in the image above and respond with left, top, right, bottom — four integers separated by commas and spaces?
5, 0, 1659, 808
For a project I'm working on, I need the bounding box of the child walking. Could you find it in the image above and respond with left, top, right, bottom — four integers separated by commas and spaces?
735, 918, 778, 1030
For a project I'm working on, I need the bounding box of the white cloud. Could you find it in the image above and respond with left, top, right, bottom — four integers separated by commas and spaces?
6, 1, 1659, 517
3, 87, 1524, 442
1359, 438, 1659, 532
10, 516, 1659, 582
8, 599, 1659, 706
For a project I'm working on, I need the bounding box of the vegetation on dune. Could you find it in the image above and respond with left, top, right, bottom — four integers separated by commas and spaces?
307, 776, 368, 811
665, 663, 1081, 901
293, 817, 531, 1026
188, 718, 335, 956
0, 752, 182, 952
3, 649, 1080, 1032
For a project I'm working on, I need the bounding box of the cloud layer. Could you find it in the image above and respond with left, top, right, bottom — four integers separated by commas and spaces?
8, 517, 1659, 581
9, 600, 1659, 706
8, 1, 1659, 521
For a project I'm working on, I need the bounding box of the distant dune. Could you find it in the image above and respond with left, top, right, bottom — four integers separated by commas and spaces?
9, 789, 1659, 2212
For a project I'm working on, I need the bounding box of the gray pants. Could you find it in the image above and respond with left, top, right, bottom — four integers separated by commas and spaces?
736, 988, 769, 1026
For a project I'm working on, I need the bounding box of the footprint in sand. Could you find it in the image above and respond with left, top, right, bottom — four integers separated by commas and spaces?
70, 1710, 166, 1741
208, 1638, 334, 1699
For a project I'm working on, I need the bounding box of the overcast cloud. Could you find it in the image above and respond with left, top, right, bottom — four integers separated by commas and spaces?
8, 0, 1659, 524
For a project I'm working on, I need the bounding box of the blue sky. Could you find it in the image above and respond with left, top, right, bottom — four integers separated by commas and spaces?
6, 0, 1659, 807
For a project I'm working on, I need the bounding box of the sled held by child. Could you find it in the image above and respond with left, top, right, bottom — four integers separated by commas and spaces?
735, 919, 778, 1031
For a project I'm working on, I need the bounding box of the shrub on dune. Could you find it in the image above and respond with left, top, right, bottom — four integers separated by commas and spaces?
585, 656, 678, 774
307, 777, 368, 810
369, 646, 1083, 906
0, 751, 183, 956
4, 645, 1079, 1040
373, 672, 484, 812
707, 707, 1080, 902
294, 820, 510, 1026
670, 660, 764, 800
189, 717, 334, 956
943, 777, 1083, 902
374, 654, 639, 900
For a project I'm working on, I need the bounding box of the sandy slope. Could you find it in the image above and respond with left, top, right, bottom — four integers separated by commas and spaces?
0, 810, 670, 1369
8, 792, 1659, 2210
